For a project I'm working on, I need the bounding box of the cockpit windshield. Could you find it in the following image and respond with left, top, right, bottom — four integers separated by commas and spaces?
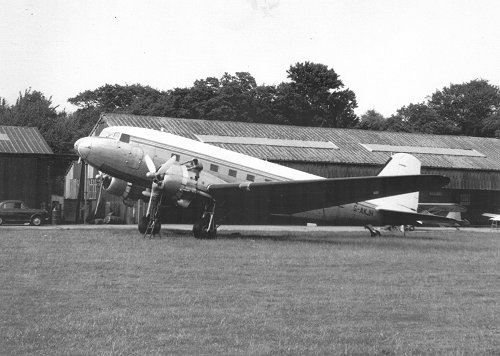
99, 130, 129, 143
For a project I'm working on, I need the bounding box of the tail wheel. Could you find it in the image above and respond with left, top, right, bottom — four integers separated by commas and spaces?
31, 215, 43, 226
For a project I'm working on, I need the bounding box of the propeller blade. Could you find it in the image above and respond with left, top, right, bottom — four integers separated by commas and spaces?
94, 178, 104, 216
157, 155, 178, 176
144, 154, 157, 174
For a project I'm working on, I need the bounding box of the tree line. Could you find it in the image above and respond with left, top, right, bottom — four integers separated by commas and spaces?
0, 61, 499, 153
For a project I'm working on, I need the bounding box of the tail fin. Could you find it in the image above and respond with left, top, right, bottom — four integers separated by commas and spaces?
370, 153, 421, 212
377, 153, 421, 177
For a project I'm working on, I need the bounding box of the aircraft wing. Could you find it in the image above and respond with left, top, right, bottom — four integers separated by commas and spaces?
207, 174, 450, 215
377, 208, 465, 226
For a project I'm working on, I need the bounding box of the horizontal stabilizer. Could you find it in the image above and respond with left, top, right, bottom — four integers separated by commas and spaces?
419, 203, 467, 213
378, 208, 466, 227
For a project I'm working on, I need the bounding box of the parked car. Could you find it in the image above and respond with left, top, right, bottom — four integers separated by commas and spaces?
0, 200, 48, 226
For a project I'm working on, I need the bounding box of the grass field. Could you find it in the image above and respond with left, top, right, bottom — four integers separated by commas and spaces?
0, 226, 499, 355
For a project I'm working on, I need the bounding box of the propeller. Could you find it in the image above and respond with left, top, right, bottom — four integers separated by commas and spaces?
144, 154, 177, 182
143, 155, 178, 217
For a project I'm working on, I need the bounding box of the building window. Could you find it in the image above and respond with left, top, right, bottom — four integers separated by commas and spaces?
246, 174, 255, 182
228, 169, 237, 177
210, 164, 219, 172
171, 153, 180, 162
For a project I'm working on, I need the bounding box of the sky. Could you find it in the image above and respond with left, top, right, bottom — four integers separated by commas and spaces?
1, 0, 500, 117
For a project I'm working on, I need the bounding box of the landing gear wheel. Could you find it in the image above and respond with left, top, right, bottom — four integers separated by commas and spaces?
152, 220, 161, 235
30, 215, 42, 226
364, 224, 381, 237
193, 222, 203, 239
138, 216, 148, 234
193, 222, 217, 239
139, 215, 162, 237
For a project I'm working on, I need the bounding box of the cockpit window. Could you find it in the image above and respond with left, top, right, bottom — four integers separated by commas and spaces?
100, 130, 130, 143
100, 130, 115, 138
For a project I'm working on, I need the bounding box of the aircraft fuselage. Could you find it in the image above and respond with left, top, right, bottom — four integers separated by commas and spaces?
74, 126, 392, 227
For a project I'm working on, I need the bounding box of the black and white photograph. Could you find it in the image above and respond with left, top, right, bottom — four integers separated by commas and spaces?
1, 1, 499, 354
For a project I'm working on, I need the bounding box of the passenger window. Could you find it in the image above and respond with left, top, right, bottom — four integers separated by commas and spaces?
246, 174, 255, 182
210, 164, 219, 172
119, 133, 130, 143
228, 169, 237, 177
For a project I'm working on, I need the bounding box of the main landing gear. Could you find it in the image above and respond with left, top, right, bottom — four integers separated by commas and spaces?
193, 201, 217, 239
138, 200, 218, 240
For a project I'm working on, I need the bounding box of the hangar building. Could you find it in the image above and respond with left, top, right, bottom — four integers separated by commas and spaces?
0, 126, 54, 210
74, 113, 500, 225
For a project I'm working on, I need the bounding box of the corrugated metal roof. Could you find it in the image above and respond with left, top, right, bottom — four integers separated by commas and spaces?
98, 113, 500, 171
0, 126, 53, 154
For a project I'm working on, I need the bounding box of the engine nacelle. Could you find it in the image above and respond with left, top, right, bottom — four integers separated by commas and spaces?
103, 177, 146, 202
161, 164, 199, 208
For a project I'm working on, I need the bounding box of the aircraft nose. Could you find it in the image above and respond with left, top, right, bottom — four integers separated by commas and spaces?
74, 137, 92, 159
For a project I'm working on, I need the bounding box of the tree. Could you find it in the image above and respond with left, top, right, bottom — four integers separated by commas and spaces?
0, 90, 82, 153
395, 103, 460, 135
68, 83, 163, 113
356, 110, 386, 130
428, 79, 500, 136
284, 62, 358, 127
0, 97, 13, 125
481, 111, 500, 138
67, 63, 359, 128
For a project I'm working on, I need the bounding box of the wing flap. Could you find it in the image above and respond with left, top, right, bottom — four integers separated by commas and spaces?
208, 174, 450, 214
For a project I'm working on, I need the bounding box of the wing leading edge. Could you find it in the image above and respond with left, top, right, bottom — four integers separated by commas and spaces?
207, 174, 450, 214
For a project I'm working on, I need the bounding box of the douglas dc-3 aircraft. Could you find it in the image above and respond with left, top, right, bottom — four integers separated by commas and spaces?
74, 126, 460, 238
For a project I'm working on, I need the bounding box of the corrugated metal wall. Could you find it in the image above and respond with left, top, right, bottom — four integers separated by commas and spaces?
0, 155, 50, 209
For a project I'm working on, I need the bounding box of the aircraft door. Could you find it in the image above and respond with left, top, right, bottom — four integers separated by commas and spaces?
127, 146, 143, 170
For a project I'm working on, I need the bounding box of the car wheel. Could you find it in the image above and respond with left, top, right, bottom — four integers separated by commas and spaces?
0, 217, 3, 225
31, 215, 43, 226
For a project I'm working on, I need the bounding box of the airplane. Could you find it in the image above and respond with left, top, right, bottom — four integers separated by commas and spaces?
73, 126, 459, 238
482, 213, 500, 228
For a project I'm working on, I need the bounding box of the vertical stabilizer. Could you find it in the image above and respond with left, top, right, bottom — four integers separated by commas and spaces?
369, 153, 421, 212
377, 153, 421, 177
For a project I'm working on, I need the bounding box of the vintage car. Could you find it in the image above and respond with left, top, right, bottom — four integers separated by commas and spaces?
0, 200, 49, 226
